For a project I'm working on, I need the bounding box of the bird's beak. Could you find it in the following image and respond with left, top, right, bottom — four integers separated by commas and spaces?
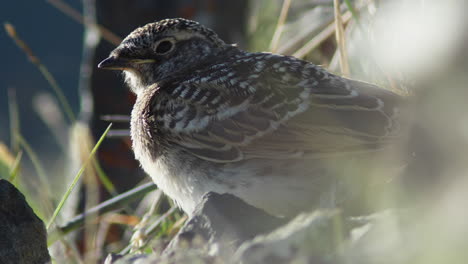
98, 56, 129, 70
98, 56, 155, 70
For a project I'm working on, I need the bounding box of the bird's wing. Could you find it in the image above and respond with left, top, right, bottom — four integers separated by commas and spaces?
243, 78, 402, 160
150, 53, 402, 163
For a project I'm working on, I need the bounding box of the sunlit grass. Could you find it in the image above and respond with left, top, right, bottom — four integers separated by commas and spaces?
46, 123, 112, 230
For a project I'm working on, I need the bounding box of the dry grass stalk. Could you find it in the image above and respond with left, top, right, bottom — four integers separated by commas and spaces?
4, 23, 76, 122
46, 0, 122, 46
333, 0, 350, 76
292, 11, 351, 59
269, 0, 292, 52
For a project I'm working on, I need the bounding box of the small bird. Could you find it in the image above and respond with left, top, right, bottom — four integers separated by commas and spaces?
98, 18, 402, 217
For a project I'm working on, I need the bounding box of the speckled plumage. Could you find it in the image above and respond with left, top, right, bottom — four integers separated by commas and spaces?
99, 18, 403, 216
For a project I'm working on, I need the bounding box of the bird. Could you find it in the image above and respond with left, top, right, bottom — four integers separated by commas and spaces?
98, 18, 403, 217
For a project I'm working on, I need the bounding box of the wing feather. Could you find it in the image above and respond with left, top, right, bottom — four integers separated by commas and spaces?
150, 53, 402, 163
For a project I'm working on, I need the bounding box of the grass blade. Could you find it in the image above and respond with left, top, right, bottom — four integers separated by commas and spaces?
0, 143, 16, 179
48, 182, 157, 245
16, 135, 52, 197
71, 122, 118, 196
8, 150, 23, 182
7, 88, 20, 153
269, 0, 292, 52
333, 0, 350, 76
47, 123, 112, 230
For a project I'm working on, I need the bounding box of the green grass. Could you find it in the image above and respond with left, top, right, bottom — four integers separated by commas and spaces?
46, 123, 112, 230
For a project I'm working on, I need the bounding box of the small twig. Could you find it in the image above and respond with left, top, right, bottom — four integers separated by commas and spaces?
130, 190, 163, 253
277, 17, 333, 55
334, 0, 350, 76
46, 0, 122, 46
47, 182, 157, 245
269, 0, 293, 52
4, 23, 76, 123
107, 130, 131, 138
292, 11, 352, 59
169, 214, 188, 236
100, 115, 131, 122
119, 206, 178, 255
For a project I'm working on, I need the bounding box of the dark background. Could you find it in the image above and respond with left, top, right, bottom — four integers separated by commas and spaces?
1, 0, 82, 158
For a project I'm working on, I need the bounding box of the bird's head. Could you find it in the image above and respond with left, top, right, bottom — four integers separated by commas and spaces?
98, 18, 229, 95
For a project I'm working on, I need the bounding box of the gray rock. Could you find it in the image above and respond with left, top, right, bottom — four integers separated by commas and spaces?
0, 179, 50, 264
164, 192, 287, 259
234, 210, 341, 264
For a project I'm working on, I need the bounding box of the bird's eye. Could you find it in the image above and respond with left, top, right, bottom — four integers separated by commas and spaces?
155, 40, 174, 54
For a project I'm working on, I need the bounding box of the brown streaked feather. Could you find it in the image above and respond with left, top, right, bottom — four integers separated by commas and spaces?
147, 52, 402, 163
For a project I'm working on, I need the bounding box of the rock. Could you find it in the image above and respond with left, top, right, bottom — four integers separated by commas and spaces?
0, 179, 50, 264
164, 192, 287, 259
234, 210, 342, 264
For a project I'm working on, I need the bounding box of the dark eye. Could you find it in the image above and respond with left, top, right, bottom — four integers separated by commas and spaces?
155, 40, 173, 54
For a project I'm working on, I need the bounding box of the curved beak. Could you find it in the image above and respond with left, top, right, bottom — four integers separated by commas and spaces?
98, 56, 155, 70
